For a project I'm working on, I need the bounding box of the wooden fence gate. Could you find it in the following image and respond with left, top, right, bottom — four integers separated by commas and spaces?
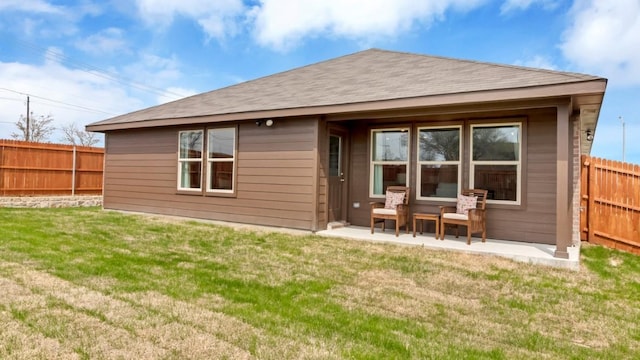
581, 155, 640, 254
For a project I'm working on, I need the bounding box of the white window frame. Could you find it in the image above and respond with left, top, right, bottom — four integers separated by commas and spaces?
369, 127, 410, 198
470, 122, 522, 205
206, 127, 236, 194
177, 130, 204, 192
416, 125, 462, 201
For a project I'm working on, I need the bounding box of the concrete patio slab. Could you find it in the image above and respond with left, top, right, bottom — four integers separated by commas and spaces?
316, 226, 580, 270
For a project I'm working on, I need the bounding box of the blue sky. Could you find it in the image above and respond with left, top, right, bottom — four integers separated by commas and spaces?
0, 0, 638, 164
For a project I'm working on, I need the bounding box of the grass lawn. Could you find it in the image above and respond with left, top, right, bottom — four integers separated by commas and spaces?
0, 207, 639, 359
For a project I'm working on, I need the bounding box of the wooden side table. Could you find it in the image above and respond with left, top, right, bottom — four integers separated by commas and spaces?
413, 213, 441, 239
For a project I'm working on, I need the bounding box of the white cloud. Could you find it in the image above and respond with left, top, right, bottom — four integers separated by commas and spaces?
75, 28, 130, 55
560, 0, 640, 86
123, 53, 184, 90
248, 0, 486, 51
514, 55, 558, 70
500, 0, 559, 14
157, 87, 198, 104
0, 0, 69, 37
0, 50, 195, 143
0, 0, 64, 14
133, 0, 488, 50
0, 60, 136, 143
134, 0, 245, 41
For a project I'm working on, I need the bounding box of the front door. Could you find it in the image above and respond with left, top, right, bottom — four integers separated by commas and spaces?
328, 129, 348, 223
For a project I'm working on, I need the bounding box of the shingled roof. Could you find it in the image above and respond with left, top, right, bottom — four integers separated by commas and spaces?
87, 48, 606, 131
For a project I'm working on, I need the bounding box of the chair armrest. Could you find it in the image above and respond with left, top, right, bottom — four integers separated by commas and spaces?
439, 206, 457, 215
370, 202, 384, 209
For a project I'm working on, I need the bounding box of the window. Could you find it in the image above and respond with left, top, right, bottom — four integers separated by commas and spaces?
329, 135, 341, 177
207, 127, 236, 192
178, 130, 203, 191
370, 128, 409, 196
470, 123, 521, 204
417, 126, 461, 200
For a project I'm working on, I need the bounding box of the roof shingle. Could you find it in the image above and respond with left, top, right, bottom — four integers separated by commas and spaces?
89, 48, 605, 128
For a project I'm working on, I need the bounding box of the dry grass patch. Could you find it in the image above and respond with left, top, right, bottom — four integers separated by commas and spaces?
1, 208, 639, 359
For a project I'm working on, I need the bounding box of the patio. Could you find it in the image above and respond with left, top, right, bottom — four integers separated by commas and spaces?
316, 225, 581, 270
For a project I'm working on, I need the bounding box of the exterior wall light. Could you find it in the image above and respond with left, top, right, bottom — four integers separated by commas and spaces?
586, 129, 594, 142
256, 119, 275, 127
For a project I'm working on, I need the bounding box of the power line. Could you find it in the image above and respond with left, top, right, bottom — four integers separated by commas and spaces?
0, 87, 116, 116
0, 96, 24, 103
15, 39, 188, 100
30, 98, 115, 116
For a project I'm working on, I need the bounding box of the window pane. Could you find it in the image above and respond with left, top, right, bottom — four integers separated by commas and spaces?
474, 165, 517, 201
372, 164, 407, 195
329, 135, 341, 177
420, 165, 458, 198
372, 130, 408, 161
180, 161, 201, 189
208, 128, 234, 159
179, 131, 203, 159
419, 128, 459, 161
210, 162, 233, 190
473, 125, 519, 161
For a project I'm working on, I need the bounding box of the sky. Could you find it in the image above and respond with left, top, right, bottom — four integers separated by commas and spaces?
0, 0, 638, 164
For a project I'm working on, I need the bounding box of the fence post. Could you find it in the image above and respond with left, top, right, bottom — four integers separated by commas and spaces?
0, 142, 3, 196
587, 157, 596, 242
72, 146, 76, 196
580, 155, 588, 241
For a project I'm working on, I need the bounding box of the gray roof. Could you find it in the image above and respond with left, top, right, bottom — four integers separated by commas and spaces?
88, 48, 605, 129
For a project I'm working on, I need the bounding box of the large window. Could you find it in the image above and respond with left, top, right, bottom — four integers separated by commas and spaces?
207, 127, 236, 192
470, 123, 521, 204
178, 130, 203, 191
417, 126, 461, 200
370, 128, 409, 196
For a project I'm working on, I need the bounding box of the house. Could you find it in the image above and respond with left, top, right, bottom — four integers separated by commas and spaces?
86, 49, 607, 259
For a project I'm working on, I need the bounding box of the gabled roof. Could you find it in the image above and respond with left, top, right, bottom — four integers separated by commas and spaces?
87, 48, 606, 131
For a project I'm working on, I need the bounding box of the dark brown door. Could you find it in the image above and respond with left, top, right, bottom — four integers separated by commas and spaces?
328, 130, 348, 222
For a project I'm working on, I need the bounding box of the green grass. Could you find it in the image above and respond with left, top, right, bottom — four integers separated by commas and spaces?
0, 207, 639, 359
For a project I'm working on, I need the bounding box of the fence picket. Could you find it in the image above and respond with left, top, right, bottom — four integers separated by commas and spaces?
581, 155, 640, 254
0, 140, 104, 196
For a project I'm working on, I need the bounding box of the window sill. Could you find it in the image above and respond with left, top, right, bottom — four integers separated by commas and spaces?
176, 189, 204, 196
205, 191, 236, 198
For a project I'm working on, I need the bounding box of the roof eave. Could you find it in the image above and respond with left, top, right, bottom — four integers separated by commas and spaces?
86, 79, 607, 133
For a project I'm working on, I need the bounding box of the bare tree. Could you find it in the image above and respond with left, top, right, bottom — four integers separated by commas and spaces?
11, 113, 55, 142
60, 122, 100, 147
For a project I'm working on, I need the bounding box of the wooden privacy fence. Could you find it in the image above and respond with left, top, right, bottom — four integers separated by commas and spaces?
581, 155, 640, 254
0, 140, 104, 196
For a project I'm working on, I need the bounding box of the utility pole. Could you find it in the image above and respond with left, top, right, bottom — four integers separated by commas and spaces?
26, 95, 30, 142
619, 116, 625, 163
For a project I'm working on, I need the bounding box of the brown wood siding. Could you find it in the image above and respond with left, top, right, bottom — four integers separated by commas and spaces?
316, 119, 329, 230
347, 125, 370, 226
103, 118, 318, 230
346, 108, 558, 244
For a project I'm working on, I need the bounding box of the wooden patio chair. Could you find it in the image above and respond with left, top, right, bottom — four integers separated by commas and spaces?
370, 186, 410, 237
440, 189, 488, 245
